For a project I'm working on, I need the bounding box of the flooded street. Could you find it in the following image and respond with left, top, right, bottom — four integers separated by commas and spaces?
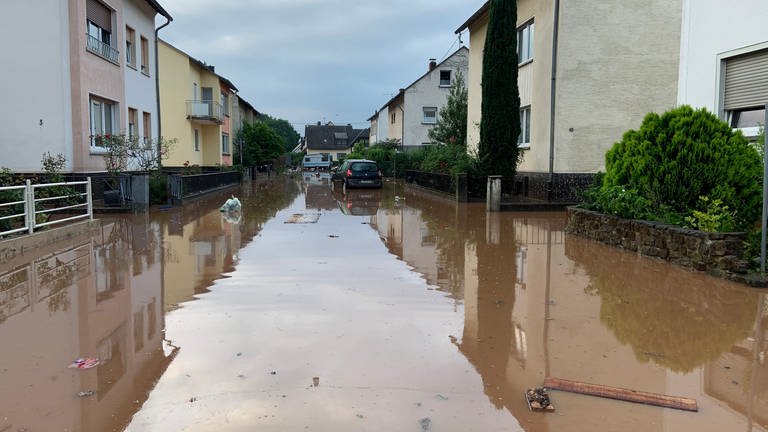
1, 175, 766, 432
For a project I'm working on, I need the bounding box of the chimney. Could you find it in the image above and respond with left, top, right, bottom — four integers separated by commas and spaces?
428, 58, 437, 71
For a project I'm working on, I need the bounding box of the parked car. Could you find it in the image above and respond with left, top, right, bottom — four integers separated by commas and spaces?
331, 159, 383, 189
333, 188, 382, 216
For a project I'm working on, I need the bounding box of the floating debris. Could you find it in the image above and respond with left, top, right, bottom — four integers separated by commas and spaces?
525, 387, 555, 412
419, 417, 432, 431
77, 390, 95, 398
68, 357, 99, 369
285, 213, 321, 224
312, 376, 320, 387
328, 234, 339, 238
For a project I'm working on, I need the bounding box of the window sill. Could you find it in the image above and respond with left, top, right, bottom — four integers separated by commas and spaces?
90, 147, 108, 155
141, 70, 150, 78
422, 122, 437, 125
127, 63, 137, 71
439, 84, 451, 88
518, 58, 533, 68
518, 143, 531, 150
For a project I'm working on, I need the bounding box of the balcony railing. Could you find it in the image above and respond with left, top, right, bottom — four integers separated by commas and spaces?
186, 100, 224, 124
86, 34, 119, 64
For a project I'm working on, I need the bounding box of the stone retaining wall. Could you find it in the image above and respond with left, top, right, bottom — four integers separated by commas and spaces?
566, 207, 762, 285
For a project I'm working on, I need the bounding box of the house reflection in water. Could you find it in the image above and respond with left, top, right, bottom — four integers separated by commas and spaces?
370, 187, 767, 431
0, 216, 177, 432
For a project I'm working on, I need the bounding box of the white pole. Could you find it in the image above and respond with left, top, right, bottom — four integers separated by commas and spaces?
761, 102, 768, 274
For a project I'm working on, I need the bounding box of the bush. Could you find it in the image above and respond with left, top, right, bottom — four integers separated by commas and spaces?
602, 105, 762, 231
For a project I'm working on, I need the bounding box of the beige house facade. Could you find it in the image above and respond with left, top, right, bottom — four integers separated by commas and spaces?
458, 0, 683, 200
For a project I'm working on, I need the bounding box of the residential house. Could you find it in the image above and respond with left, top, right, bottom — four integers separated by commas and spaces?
369, 47, 468, 151
457, 0, 768, 201
158, 40, 238, 167
303, 122, 369, 162
0, 0, 171, 173
230, 93, 260, 162
676, 0, 768, 139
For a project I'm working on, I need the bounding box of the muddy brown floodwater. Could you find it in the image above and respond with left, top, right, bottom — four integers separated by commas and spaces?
1, 176, 766, 432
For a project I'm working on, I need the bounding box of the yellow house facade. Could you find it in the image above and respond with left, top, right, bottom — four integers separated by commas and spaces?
159, 39, 235, 167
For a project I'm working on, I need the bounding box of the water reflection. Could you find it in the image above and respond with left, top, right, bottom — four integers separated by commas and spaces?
0, 216, 176, 432
0, 178, 300, 432
371, 186, 767, 431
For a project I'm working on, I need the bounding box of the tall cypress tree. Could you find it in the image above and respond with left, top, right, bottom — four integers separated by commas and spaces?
479, 0, 520, 177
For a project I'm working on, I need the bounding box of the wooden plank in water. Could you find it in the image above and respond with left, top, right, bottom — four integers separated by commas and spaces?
543, 377, 698, 412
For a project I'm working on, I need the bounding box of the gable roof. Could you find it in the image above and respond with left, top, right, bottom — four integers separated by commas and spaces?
375, 46, 469, 113
304, 124, 368, 150
455, 1, 489, 34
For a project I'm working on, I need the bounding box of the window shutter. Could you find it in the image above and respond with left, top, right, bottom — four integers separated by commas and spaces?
724, 48, 768, 110
87, 0, 112, 32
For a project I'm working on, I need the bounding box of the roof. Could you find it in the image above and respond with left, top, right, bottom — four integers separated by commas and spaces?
374, 46, 469, 113
143, 0, 173, 21
455, 1, 489, 34
304, 124, 368, 150
239, 96, 259, 116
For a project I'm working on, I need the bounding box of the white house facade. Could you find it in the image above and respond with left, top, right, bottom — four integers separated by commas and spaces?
677, 0, 768, 139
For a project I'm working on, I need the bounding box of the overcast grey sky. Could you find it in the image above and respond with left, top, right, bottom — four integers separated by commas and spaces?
157, 0, 484, 134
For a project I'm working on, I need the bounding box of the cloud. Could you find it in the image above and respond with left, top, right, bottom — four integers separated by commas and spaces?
158, 0, 485, 129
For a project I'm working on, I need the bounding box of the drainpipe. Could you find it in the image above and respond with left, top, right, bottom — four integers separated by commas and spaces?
548, 0, 561, 189
155, 15, 172, 169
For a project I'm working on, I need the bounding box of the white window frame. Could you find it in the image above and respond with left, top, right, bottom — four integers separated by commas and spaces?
422, 107, 438, 124
518, 20, 534, 65
125, 26, 135, 68
128, 107, 137, 140
140, 35, 149, 75
518, 105, 531, 148
439, 70, 452, 87
89, 96, 118, 149
222, 133, 230, 154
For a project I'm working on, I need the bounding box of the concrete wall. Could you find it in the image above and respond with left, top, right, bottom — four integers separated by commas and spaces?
402, 49, 468, 150
0, 0, 73, 172
677, 0, 768, 114
554, 0, 682, 173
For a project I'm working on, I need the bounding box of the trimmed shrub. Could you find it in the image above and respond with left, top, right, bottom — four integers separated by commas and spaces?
602, 105, 762, 230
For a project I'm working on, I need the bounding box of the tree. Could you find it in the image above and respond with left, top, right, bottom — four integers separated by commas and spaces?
429, 70, 468, 147
478, 0, 520, 177
235, 121, 285, 166
259, 113, 301, 152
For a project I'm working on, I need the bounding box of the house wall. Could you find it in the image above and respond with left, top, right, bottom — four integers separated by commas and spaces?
677, 0, 768, 114
0, 0, 73, 172
220, 86, 232, 166
123, 0, 159, 158
387, 98, 404, 148
158, 41, 195, 166
69, 0, 127, 173
466, 14, 487, 156
553, 0, 682, 173
402, 49, 469, 151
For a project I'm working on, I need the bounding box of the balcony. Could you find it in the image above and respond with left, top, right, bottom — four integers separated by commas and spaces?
86, 34, 119, 64
186, 100, 223, 125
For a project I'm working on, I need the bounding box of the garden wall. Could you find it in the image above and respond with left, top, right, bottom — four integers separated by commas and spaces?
566, 207, 761, 286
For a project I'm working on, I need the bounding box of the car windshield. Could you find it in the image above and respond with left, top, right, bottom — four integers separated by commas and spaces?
350, 162, 378, 172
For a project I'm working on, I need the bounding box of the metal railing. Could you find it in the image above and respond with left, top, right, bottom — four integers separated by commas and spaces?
0, 178, 93, 238
185, 100, 224, 123
167, 171, 241, 203
86, 34, 119, 64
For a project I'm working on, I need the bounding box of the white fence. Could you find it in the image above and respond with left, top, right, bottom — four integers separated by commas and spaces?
0, 178, 92, 238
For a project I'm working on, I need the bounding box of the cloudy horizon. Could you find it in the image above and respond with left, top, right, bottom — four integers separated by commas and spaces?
156, 0, 484, 134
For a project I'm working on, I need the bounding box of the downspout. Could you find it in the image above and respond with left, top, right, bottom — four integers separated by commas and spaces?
155, 15, 172, 168
548, 0, 561, 188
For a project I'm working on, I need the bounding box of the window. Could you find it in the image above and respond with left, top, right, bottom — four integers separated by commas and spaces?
337, 153, 345, 161
222, 133, 230, 154
723, 48, 768, 137
125, 26, 135, 67
518, 21, 534, 64
391, 111, 396, 124
518, 106, 531, 147
140, 36, 149, 74
89, 96, 117, 148
128, 108, 137, 139
422, 107, 437, 124
142, 112, 151, 144
440, 70, 452, 86
86, 0, 117, 63
194, 129, 200, 151
334, 132, 347, 147
221, 91, 229, 116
